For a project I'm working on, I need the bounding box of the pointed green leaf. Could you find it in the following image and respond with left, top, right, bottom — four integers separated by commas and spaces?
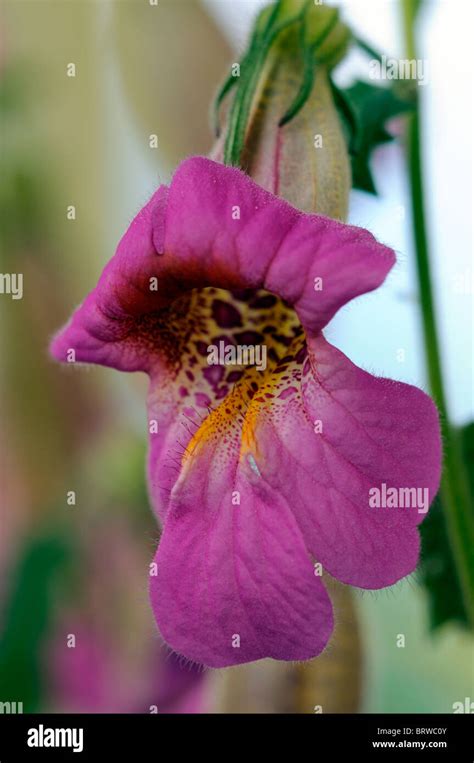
0, 534, 71, 711
334, 79, 415, 194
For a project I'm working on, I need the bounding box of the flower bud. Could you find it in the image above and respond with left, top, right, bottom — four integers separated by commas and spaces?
212, 2, 352, 220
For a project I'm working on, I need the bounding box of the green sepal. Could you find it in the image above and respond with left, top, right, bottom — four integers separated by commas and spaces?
277, 3, 352, 126
212, 72, 239, 138
218, 0, 351, 167
279, 40, 316, 127
223, 1, 310, 166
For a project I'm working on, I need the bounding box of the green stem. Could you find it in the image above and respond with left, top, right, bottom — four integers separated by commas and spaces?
401, 0, 474, 625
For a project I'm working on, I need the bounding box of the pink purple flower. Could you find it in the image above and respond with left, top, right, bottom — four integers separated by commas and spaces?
51, 157, 441, 667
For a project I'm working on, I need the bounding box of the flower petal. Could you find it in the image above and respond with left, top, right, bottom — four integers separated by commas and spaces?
239, 333, 442, 588
51, 157, 394, 371
150, 330, 440, 665
150, 454, 333, 667
162, 157, 395, 336
51, 157, 396, 525
50, 185, 169, 372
